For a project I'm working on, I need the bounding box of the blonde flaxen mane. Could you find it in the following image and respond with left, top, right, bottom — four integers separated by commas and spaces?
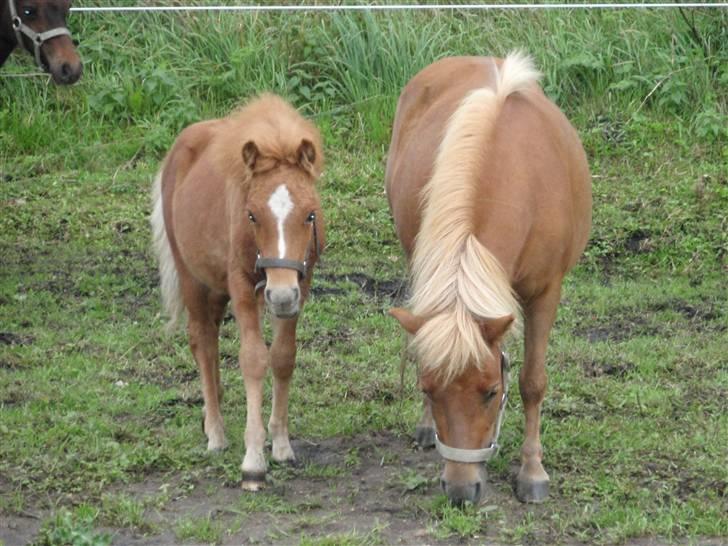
409, 52, 541, 383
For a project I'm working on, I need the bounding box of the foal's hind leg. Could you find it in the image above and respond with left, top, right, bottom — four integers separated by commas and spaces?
517, 283, 562, 503
268, 316, 299, 463
185, 284, 229, 452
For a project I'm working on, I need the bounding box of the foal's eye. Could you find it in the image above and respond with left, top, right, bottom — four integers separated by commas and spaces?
305, 212, 316, 223
247, 212, 256, 223
23, 6, 38, 18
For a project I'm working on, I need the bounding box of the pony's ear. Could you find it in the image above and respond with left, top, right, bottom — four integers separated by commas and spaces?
242, 141, 259, 171
389, 308, 426, 335
478, 315, 515, 344
297, 139, 317, 174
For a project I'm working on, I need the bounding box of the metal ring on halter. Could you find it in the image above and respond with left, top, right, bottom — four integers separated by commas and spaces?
433, 352, 510, 464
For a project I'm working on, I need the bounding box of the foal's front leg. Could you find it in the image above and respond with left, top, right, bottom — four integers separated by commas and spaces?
231, 288, 269, 490
268, 316, 298, 463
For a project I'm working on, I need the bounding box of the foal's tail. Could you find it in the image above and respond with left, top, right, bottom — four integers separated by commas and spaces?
151, 167, 184, 332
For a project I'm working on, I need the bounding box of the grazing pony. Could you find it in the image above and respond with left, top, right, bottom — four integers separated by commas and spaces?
386, 53, 591, 505
151, 94, 325, 490
0, 0, 82, 84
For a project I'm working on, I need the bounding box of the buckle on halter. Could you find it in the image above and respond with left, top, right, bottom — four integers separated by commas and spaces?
12, 16, 21, 30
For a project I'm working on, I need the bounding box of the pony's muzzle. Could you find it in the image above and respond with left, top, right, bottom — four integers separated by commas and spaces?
264, 285, 300, 318
441, 463, 486, 505
44, 37, 83, 85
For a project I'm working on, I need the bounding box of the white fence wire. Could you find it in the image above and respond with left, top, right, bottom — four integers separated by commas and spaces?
70, 3, 728, 13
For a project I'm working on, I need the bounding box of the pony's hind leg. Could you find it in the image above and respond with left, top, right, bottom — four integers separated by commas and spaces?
185, 284, 229, 452
516, 283, 562, 503
268, 316, 299, 463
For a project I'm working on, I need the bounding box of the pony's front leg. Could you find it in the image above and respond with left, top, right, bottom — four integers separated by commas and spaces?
517, 283, 561, 503
415, 396, 436, 448
268, 316, 298, 463
232, 287, 269, 490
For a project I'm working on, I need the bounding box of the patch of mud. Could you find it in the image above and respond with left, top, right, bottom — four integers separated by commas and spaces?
0, 332, 34, 346
575, 297, 725, 343
576, 315, 660, 343
581, 358, 635, 378
316, 273, 407, 302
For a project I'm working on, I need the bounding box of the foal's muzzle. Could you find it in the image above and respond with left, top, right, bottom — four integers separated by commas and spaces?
264, 285, 301, 318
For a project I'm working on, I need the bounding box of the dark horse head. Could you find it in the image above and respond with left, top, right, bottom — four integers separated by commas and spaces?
0, 0, 82, 84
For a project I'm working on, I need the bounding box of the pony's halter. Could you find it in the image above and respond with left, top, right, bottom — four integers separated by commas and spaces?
254, 217, 320, 294
8, 0, 72, 70
434, 352, 510, 464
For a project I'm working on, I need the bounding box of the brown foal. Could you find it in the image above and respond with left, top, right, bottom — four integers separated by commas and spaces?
151, 94, 325, 490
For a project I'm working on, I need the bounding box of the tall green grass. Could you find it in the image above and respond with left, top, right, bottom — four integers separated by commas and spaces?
2, 7, 726, 166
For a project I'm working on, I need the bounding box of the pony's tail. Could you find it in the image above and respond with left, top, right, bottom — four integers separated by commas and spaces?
151, 167, 184, 333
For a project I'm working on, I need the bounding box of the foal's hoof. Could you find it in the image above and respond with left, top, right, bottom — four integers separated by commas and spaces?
515, 477, 549, 503
241, 471, 267, 492
415, 426, 436, 449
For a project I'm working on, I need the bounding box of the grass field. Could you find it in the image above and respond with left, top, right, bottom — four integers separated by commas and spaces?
1, 3, 727, 545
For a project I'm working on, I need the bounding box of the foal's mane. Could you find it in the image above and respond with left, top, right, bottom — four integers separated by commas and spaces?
409, 52, 541, 384
212, 94, 324, 186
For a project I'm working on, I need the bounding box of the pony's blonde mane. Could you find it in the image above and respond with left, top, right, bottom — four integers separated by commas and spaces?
409, 51, 541, 384
211, 93, 324, 187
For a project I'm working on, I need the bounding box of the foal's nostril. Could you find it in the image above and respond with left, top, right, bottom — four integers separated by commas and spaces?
292, 286, 300, 300
264, 288, 272, 301
61, 63, 71, 77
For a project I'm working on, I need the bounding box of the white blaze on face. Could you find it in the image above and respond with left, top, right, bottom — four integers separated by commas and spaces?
268, 184, 294, 258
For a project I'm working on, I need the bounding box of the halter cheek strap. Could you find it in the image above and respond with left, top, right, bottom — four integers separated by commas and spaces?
434, 352, 510, 464
8, 0, 72, 70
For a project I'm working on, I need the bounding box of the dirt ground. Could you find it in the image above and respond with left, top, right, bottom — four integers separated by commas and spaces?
2, 431, 724, 546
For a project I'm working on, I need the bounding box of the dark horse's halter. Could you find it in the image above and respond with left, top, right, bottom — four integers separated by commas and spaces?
434, 352, 510, 464
254, 217, 321, 294
8, 0, 72, 70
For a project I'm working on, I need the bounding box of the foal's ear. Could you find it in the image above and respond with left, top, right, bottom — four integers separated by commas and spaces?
389, 308, 426, 335
478, 315, 515, 344
297, 139, 317, 174
242, 141, 260, 171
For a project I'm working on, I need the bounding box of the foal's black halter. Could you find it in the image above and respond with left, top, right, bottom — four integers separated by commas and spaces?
8, 0, 72, 70
254, 218, 321, 294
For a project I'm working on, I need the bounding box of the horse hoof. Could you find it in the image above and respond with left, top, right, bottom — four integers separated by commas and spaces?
241, 471, 267, 491
515, 478, 549, 503
415, 426, 436, 449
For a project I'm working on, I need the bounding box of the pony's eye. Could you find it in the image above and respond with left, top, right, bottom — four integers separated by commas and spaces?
482, 388, 498, 404
306, 212, 316, 223
248, 212, 256, 223
23, 7, 37, 18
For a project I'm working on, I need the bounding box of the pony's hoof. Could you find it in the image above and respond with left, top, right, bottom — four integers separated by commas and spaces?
241, 471, 267, 491
415, 426, 436, 449
515, 477, 549, 503
206, 439, 227, 453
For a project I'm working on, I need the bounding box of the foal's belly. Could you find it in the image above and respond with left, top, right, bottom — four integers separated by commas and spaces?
172, 184, 231, 294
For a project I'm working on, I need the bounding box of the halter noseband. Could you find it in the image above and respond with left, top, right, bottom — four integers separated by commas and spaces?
254, 217, 320, 294
8, 0, 72, 70
434, 352, 510, 464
